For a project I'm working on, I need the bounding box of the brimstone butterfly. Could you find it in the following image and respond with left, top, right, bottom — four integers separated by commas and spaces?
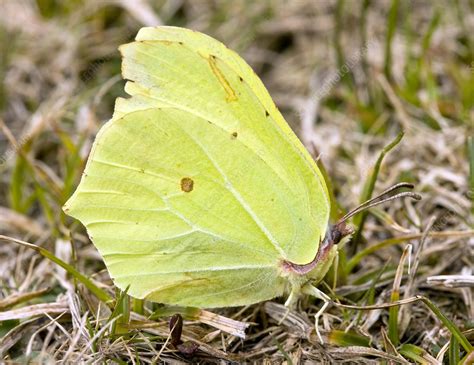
63, 27, 418, 319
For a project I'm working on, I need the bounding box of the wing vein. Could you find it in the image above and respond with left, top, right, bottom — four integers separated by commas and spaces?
173, 121, 286, 257
184, 270, 274, 300
114, 265, 274, 277
126, 52, 300, 194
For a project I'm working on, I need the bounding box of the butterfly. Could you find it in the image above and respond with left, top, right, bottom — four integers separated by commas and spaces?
64, 27, 418, 340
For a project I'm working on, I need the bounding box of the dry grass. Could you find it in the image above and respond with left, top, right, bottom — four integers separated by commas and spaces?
0, 0, 473, 363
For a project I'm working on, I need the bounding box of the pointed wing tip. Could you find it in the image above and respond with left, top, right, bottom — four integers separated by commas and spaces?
118, 42, 132, 56
63, 185, 86, 220
62, 196, 77, 218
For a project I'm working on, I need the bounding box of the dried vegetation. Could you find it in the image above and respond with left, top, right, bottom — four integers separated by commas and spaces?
0, 0, 473, 363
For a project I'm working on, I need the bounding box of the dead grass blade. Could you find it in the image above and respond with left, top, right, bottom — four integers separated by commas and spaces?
0, 287, 50, 310
0, 300, 68, 321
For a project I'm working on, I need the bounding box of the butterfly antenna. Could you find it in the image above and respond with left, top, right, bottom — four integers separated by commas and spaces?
338, 182, 421, 224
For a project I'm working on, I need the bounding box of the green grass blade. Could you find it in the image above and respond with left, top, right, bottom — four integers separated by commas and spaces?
273, 337, 293, 365
468, 136, 474, 215
0, 235, 113, 304
351, 131, 404, 255
8, 156, 29, 213
448, 335, 460, 365
348, 236, 404, 272
33, 184, 56, 232
454, 0, 474, 60
58, 130, 86, 203
384, 0, 400, 80
359, 0, 373, 105
421, 10, 441, 107
388, 245, 409, 346
419, 296, 472, 353
421, 10, 440, 56
337, 295, 472, 354
333, 0, 356, 91
347, 230, 474, 272
85, 316, 98, 353
328, 330, 371, 347
317, 157, 348, 285
110, 288, 130, 335
132, 298, 144, 315
398, 343, 434, 364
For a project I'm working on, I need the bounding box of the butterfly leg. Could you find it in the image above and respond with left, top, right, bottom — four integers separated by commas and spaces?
302, 284, 331, 344
280, 285, 301, 324
284, 286, 300, 309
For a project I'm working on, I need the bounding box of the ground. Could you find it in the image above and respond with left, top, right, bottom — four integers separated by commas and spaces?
0, 0, 473, 363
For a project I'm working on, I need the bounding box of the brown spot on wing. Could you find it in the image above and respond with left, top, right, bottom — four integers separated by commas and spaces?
142, 39, 173, 46
208, 55, 238, 102
231, 132, 238, 139
265, 110, 269, 117
180, 177, 194, 192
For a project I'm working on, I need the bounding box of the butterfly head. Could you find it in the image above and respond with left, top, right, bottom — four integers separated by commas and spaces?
327, 221, 354, 246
